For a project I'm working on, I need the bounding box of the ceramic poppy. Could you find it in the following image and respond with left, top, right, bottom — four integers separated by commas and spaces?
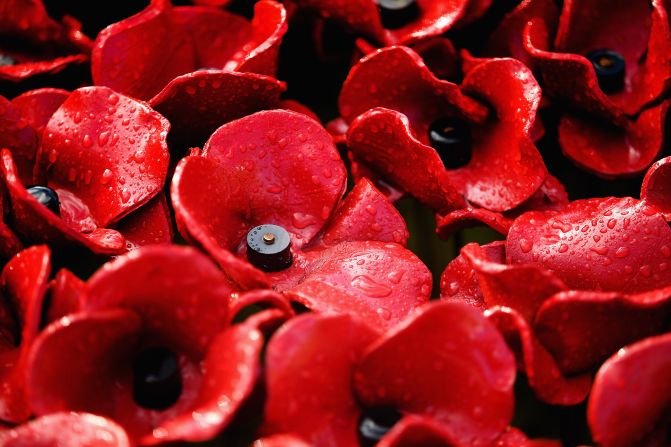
24, 245, 272, 445
172, 109, 432, 331
261, 301, 517, 447
341, 46, 562, 235
441, 163, 671, 404
286, 0, 490, 46
587, 332, 671, 447
0, 0, 91, 82
519, 0, 671, 177
91, 0, 287, 101
0, 412, 131, 446
1, 85, 172, 255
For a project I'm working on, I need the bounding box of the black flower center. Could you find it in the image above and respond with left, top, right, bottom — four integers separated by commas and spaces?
246, 224, 292, 272
27, 186, 60, 216
132, 347, 182, 410
358, 407, 403, 446
587, 49, 625, 94
0, 54, 15, 66
428, 117, 472, 169
376, 0, 420, 30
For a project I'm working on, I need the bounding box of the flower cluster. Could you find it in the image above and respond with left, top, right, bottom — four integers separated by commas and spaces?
0, 0, 669, 446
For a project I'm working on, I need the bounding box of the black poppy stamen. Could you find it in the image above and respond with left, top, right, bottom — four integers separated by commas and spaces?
27, 186, 61, 216
376, 0, 420, 30
358, 407, 403, 446
587, 49, 625, 94
132, 346, 182, 410
0, 54, 15, 66
428, 117, 473, 169
246, 224, 293, 272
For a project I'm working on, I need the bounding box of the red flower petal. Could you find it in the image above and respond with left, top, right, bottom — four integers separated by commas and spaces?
0, 412, 131, 447
641, 155, 671, 220
84, 245, 236, 358
588, 332, 671, 447
354, 302, 516, 446
149, 71, 285, 149
277, 241, 432, 330
37, 86, 170, 227
534, 288, 671, 373
140, 324, 263, 445
263, 313, 380, 446
558, 102, 669, 177
253, 434, 312, 447
378, 415, 461, 447
321, 178, 409, 246
485, 306, 592, 405
234, 0, 288, 76
0, 246, 50, 423
42, 268, 84, 325
115, 193, 173, 250
2, 149, 126, 255
227, 289, 293, 327
440, 241, 501, 309
507, 197, 671, 293
10, 88, 68, 146
0, 96, 38, 185
91, 0, 195, 100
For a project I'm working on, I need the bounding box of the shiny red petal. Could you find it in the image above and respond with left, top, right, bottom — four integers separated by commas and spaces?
26, 310, 141, 419
460, 242, 566, 322
486, 306, 592, 405
227, 289, 293, 327
0, 96, 38, 185
436, 206, 513, 236
42, 268, 83, 326
140, 324, 263, 445
10, 89, 68, 146
534, 288, 671, 374
262, 313, 380, 445
378, 415, 461, 447
347, 107, 466, 213
558, 102, 668, 177
2, 150, 126, 254
253, 434, 311, 447
84, 245, 236, 359
507, 197, 671, 293
149, 71, 285, 149
199, 109, 346, 248
115, 192, 173, 250
0, 412, 131, 447
0, 55, 87, 83
588, 332, 671, 447
354, 302, 515, 446
37, 86, 169, 227
91, 0, 195, 100
278, 241, 432, 331
235, 0, 288, 76
321, 178, 409, 246
641, 155, 671, 220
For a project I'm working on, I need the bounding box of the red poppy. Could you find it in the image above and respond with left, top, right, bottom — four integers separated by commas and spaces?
172, 109, 432, 330
519, 0, 671, 177
341, 46, 562, 235
1, 86, 172, 255
286, 0, 490, 46
588, 332, 671, 447
441, 162, 671, 403
0, 412, 131, 446
25, 245, 276, 445
0, 0, 92, 82
91, 0, 287, 101
261, 301, 516, 447
0, 245, 51, 423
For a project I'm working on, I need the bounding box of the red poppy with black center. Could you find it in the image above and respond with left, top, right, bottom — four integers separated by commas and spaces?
24, 245, 270, 445
1, 85, 173, 255
588, 332, 671, 447
171, 109, 432, 331
90, 0, 287, 102
341, 45, 565, 235
512, 0, 671, 177
286, 0, 491, 46
0, 0, 92, 82
261, 301, 517, 447
440, 158, 671, 404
